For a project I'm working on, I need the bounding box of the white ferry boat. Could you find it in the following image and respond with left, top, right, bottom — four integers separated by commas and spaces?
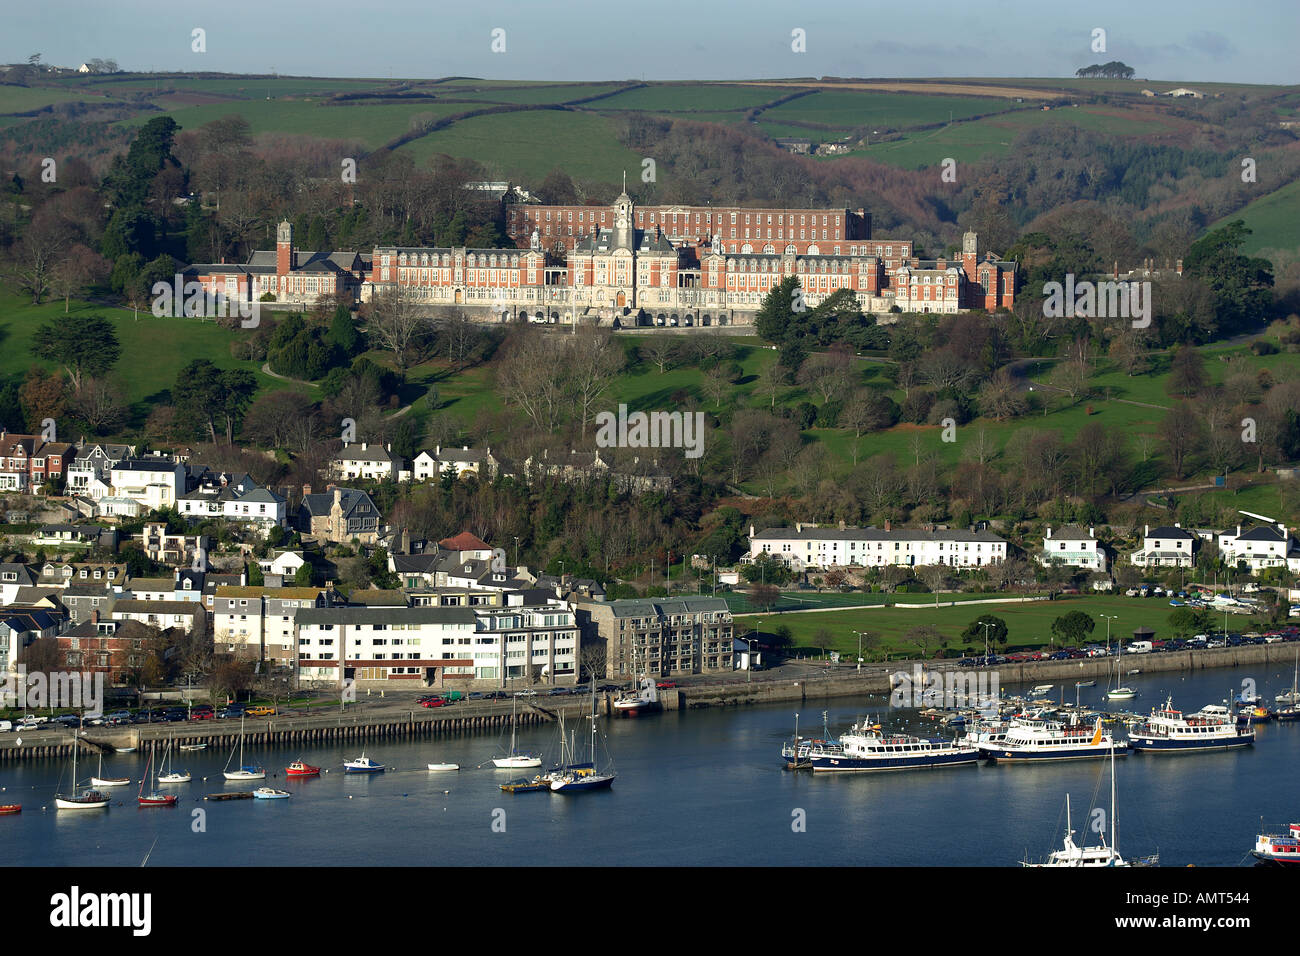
803, 722, 979, 773
962, 718, 1011, 750
1253, 824, 1300, 865
1128, 697, 1254, 753
979, 712, 1127, 762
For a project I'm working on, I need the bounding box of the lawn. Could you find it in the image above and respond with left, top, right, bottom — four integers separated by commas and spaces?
737, 594, 1220, 659
0, 293, 301, 422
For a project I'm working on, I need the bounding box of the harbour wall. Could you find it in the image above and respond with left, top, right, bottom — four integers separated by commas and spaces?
0, 642, 1292, 762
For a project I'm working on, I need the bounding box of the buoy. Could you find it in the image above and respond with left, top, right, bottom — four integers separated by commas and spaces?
348, 795, 353, 799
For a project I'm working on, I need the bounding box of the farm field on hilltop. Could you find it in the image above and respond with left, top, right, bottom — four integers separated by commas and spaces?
398, 109, 643, 181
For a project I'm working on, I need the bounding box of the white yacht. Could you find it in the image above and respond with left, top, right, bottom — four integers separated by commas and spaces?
1128, 696, 1254, 753
980, 712, 1127, 762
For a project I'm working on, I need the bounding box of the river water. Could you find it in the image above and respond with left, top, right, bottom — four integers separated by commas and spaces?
6, 663, 1297, 866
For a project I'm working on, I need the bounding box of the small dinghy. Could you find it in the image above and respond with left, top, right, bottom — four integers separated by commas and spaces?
427, 763, 460, 772
0, 805, 21, 815
115, 747, 137, 753
178, 743, 207, 752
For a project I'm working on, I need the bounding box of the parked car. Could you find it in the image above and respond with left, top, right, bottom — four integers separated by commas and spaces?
656, 681, 677, 689
0, 720, 11, 733
468, 692, 484, 700
245, 705, 276, 717
189, 704, 215, 720
513, 690, 538, 697
548, 687, 573, 696
422, 697, 446, 708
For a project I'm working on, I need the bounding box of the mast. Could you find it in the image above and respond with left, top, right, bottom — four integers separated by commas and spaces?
1110, 738, 1118, 855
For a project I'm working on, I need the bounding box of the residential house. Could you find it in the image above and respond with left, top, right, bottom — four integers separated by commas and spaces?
411, 446, 512, 482
0, 432, 74, 492
135, 522, 210, 566
329, 443, 407, 482
1040, 526, 1107, 573
110, 600, 204, 633
37, 562, 126, 589
66, 442, 136, 499
1, 607, 69, 671
1219, 524, 1300, 574
110, 457, 187, 510
297, 487, 382, 545
1130, 524, 1197, 569
0, 564, 38, 605
177, 472, 287, 530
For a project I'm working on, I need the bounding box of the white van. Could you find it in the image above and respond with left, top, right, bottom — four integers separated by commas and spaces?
1127, 641, 1154, 654
0, 721, 11, 733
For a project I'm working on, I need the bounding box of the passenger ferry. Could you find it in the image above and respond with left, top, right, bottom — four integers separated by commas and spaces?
1253, 824, 1300, 866
978, 712, 1127, 762
1128, 697, 1254, 753
962, 718, 1011, 750
802, 722, 980, 773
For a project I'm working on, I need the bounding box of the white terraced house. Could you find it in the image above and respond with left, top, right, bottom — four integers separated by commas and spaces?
1218, 524, 1300, 574
1040, 525, 1107, 572
295, 602, 579, 686
748, 522, 1007, 571
1130, 524, 1197, 568
329, 443, 408, 482
110, 457, 186, 510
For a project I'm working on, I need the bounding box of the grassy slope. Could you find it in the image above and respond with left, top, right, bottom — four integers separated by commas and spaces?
1210, 178, 1300, 260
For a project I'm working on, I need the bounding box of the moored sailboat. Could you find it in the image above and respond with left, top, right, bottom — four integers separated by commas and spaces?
491, 695, 542, 768
55, 732, 110, 811
157, 731, 191, 784
137, 749, 178, 807
222, 717, 265, 781
90, 751, 130, 788
549, 682, 615, 792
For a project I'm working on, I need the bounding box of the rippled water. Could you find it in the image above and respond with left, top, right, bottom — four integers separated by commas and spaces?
5, 663, 1296, 866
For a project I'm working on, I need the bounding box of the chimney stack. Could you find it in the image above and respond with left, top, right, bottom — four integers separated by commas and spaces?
885, 519, 892, 532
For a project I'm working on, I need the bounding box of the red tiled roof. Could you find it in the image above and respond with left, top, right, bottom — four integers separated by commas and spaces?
438, 532, 491, 552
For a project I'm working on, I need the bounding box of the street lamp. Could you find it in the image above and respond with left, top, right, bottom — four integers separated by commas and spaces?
979, 621, 995, 659
852, 629, 865, 673
1100, 613, 1118, 655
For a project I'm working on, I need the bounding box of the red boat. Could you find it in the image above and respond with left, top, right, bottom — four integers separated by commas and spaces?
137, 794, 177, 807
286, 760, 320, 777
0, 805, 20, 815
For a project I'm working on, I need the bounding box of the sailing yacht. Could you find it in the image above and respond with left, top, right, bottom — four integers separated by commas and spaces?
1275, 652, 1300, 720
222, 717, 266, 781
90, 751, 130, 788
549, 683, 616, 792
492, 695, 542, 769
1021, 745, 1157, 867
157, 732, 191, 784
138, 749, 179, 807
1105, 636, 1136, 700
55, 733, 110, 811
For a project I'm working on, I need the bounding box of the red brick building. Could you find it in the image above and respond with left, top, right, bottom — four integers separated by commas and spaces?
0, 432, 74, 492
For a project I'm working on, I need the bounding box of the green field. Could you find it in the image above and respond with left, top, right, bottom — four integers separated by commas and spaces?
594, 84, 793, 112
0, 86, 122, 114
1211, 178, 1300, 262
848, 106, 1175, 169
120, 99, 460, 146
398, 109, 643, 181
738, 594, 1242, 658
762, 90, 1014, 131
466, 83, 628, 105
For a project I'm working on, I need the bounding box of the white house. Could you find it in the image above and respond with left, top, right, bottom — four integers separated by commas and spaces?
329, 443, 407, 482
412, 446, 503, 482
1040, 525, 1107, 572
110, 458, 186, 510
1219, 524, 1300, 574
748, 522, 1008, 571
257, 550, 307, 577
1130, 524, 1196, 568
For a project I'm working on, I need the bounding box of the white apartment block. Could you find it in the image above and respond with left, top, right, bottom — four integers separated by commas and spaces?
295, 603, 578, 686
748, 522, 1007, 571
1040, 525, 1107, 572
211, 586, 337, 663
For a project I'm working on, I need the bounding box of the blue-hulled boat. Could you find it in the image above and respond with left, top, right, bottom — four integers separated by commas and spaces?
978, 711, 1127, 762
1128, 698, 1254, 753
344, 753, 384, 774
802, 721, 980, 773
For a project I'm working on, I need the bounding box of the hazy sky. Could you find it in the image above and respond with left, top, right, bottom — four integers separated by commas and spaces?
7, 0, 1298, 85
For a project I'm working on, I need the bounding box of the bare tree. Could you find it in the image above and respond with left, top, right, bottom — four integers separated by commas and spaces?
366, 284, 429, 369
569, 327, 624, 437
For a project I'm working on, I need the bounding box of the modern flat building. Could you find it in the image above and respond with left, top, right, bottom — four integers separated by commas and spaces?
749, 522, 1008, 571
574, 596, 734, 679
295, 602, 579, 687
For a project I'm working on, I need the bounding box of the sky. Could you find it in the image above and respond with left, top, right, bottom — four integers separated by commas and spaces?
5, 0, 1298, 86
